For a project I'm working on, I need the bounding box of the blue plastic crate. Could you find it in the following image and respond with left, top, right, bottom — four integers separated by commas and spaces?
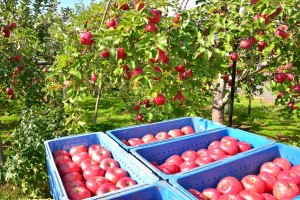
103, 181, 189, 200
106, 117, 225, 151
130, 127, 274, 180
44, 132, 159, 200
169, 143, 300, 200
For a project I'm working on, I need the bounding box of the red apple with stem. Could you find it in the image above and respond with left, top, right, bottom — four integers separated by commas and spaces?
54, 155, 72, 167
154, 94, 166, 105
217, 176, 243, 194
83, 165, 105, 181
72, 152, 90, 166
91, 148, 112, 163
107, 18, 117, 29
197, 149, 209, 157
141, 134, 156, 143
241, 175, 266, 194
65, 180, 85, 191
85, 176, 108, 195
105, 167, 127, 184
220, 141, 239, 155
260, 162, 282, 177
258, 172, 277, 193
273, 158, 292, 170
208, 141, 221, 150
277, 170, 300, 185
69, 145, 87, 157
96, 183, 119, 195
116, 177, 137, 189
179, 161, 199, 172
181, 126, 195, 135
273, 180, 300, 199
202, 188, 222, 200
100, 49, 110, 58
100, 158, 119, 171
79, 32, 94, 46
67, 186, 91, 199
88, 144, 104, 157
181, 150, 199, 162
80, 159, 99, 171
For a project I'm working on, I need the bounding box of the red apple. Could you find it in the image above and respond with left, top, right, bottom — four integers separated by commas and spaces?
195, 156, 214, 166
145, 24, 157, 32
52, 150, 71, 158
223, 75, 229, 82
152, 67, 162, 80
116, 177, 137, 189
54, 155, 72, 167
239, 190, 264, 200
107, 18, 117, 29
273, 158, 292, 170
116, 3, 130, 10
65, 180, 85, 191
261, 193, 276, 200
208, 141, 221, 150
6, 88, 14, 96
174, 91, 186, 106
79, 32, 94, 46
117, 47, 126, 59
128, 138, 143, 146
197, 149, 209, 157
257, 41, 268, 51
249, 0, 259, 4
134, 0, 144, 11
72, 152, 90, 166
181, 150, 199, 162
174, 65, 185, 73
236, 141, 252, 152
258, 172, 277, 193
285, 73, 294, 82
240, 38, 254, 49
157, 48, 169, 63
179, 161, 199, 172
158, 165, 172, 174
141, 134, 156, 143
230, 53, 238, 61
220, 141, 239, 155
131, 68, 144, 78
277, 170, 300, 185
2, 26, 10, 38
155, 131, 170, 140
96, 183, 119, 195
220, 136, 238, 143
188, 189, 206, 200
62, 172, 83, 183
275, 29, 289, 39
217, 176, 243, 194
100, 158, 119, 171
274, 73, 287, 83
147, 10, 161, 24
287, 101, 297, 110
67, 186, 91, 200
85, 176, 108, 195
254, 13, 270, 24
154, 94, 166, 105
218, 194, 245, 200
105, 167, 127, 184
9, 22, 17, 29
268, 6, 283, 18
136, 114, 143, 121
291, 165, 300, 176
173, 13, 180, 23
273, 180, 300, 199
100, 49, 110, 58
181, 126, 195, 135
91, 74, 98, 82
121, 139, 130, 146
160, 163, 180, 174
202, 188, 222, 200
58, 162, 80, 176
165, 155, 184, 165
168, 129, 184, 138
80, 159, 99, 171
241, 175, 265, 194
69, 145, 87, 157
260, 162, 282, 177
88, 144, 104, 157
91, 148, 112, 163
83, 165, 106, 180
208, 148, 227, 161
290, 84, 300, 95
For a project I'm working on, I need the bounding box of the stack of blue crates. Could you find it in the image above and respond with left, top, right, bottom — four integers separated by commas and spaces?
45, 116, 300, 199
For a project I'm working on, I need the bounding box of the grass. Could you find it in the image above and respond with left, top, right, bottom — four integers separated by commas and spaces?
0, 93, 299, 198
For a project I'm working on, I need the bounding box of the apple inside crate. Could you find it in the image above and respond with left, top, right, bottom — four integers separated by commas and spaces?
44, 132, 159, 200
169, 143, 300, 200
130, 127, 274, 180
103, 181, 189, 200
106, 116, 225, 151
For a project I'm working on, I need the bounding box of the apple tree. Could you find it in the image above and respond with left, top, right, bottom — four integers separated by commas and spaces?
49, 0, 300, 131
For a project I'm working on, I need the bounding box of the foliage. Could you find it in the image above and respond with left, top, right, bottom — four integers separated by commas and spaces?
0, 105, 66, 198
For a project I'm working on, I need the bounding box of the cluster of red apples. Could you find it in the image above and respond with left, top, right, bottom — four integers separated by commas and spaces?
151, 135, 252, 175
189, 157, 300, 200
52, 144, 137, 200
121, 125, 195, 146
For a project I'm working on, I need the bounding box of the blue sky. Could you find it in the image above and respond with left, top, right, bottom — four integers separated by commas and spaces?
59, 0, 95, 8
